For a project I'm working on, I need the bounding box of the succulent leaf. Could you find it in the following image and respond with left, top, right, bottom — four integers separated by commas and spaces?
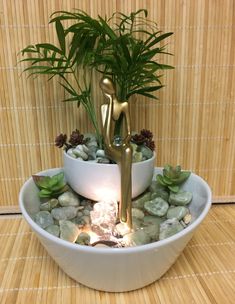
157, 165, 191, 193
33, 172, 68, 199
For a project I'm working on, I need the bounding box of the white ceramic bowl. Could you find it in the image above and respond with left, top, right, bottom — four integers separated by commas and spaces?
64, 151, 156, 201
19, 168, 211, 292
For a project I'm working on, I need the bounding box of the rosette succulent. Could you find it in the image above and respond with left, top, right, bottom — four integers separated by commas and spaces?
156, 165, 191, 193
33, 172, 69, 199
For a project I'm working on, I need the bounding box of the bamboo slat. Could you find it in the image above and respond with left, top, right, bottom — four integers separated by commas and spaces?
0, 0, 235, 210
0, 205, 235, 303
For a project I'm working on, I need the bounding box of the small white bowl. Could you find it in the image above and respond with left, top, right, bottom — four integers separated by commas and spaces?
19, 168, 211, 292
64, 151, 156, 201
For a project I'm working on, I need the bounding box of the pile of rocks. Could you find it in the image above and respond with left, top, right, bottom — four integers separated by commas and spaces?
66, 134, 154, 164
33, 181, 193, 248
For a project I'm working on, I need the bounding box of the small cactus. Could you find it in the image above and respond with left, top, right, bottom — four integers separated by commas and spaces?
156, 164, 191, 193
32, 172, 69, 199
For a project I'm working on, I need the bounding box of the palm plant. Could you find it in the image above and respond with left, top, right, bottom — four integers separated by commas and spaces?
20, 9, 173, 142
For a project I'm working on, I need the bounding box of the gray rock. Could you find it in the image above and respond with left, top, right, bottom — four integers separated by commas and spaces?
59, 220, 80, 242
143, 215, 165, 226
167, 206, 189, 220
151, 189, 169, 202
40, 198, 59, 211
76, 232, 91, 245
34, 211, 54, 229
138, 145, 153, 160
51, 206, 78, 221
159, 218, 184, 240
123, 230, 151, 246
97, 157, 110, 164
96, 149, 106, 158
169, 191, 193, 206
132, 151, 143, 162
132, 208, 145, 220
45, 224, 60, 237
58, 191, 80, 207
144, 197, 169, 217
132, 192, 151, 210
142, 224, 159, 241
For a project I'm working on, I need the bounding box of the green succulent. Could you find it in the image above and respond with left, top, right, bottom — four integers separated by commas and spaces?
32, 172, 69, 199
156, 165, 191, 193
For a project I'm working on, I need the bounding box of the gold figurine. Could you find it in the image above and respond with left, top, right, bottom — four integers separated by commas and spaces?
100, 77, 133, 228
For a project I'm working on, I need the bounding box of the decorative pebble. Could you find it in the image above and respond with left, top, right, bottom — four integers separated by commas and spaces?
97, 157, 110, 164
58, 191, 80, 207
40, 198, 59, 211
142, 224, 159, 241
169, 191, 193, 206
67, 148, 77, 158
144, 197, 169, 217
59, 220, 80, 242
51, 206, 78, 221
115, 222, 131, 236
167, 206, 189, 220
76, 232, 91, 245
159, 218, 184, 240
151, 189, 169, 202
132, 151, 143, 162
183, 213, 192, 225
132, 192, 151, 210
143, 215, 165, 226
138, 145, 153, 160
132, 208, 145, 220
34, 211, 54, 229
45, 224, 60, 237
96, 149, 106, 158
123, 230, 151, 246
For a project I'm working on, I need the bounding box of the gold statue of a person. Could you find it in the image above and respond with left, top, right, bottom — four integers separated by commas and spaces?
100, 77, 133, 228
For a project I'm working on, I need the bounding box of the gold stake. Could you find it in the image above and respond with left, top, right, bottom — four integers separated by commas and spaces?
100, 77, 133, 228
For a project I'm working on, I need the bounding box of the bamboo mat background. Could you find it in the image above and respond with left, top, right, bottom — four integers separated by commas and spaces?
0, 0, 235, 211
0, 205, 234, 303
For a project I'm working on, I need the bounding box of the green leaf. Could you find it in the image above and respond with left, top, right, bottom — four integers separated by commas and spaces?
55, 20, 66, 54
156, 174, 166, 186
146, 32, 173, 48
35, 43, 64, 55
59, 82, 77, 96
168, 185, 179, 193
38, 189, 52, 198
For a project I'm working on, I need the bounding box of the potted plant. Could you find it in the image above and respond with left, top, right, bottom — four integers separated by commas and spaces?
19, 9, 212, 292
20, 9, 173, 201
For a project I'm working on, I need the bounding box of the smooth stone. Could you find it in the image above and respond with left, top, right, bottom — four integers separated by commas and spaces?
34, 211, 54, 229
75, 232, 91, 245
132, 192, 151, 210
82, 215, 90, 224
45, 224, 60, 237
115, 222, 131, 236
144, 197, 169, 217
132, 208, 145, 220
40, 198, 59, 211
143, 215, 165, 226
59, 220, 80, 242
139, 145, 153, 160
167, 206, 189, 220
169, 191, 193, 206
97, 157, 110, 164
132, 151, 143, 162
159, 218, 184, 240
96, 149, 106, 158
73, 149, 88, 160
67, 148, 77, 158
142, 224, 159, 241
151, 189, 169, 202
83, 209, 90, 216
123, 230, 151, 246
58, 191, 80, 207
51, 206, 78, 221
